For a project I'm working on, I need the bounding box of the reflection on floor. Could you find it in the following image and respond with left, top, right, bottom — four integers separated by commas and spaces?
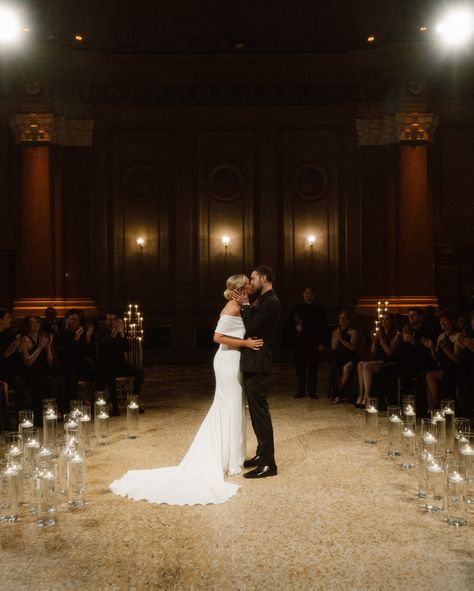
1, 363, 472, 591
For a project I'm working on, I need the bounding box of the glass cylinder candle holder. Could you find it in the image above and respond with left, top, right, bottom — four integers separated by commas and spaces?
447, 461, 467, 526
402, 395, 416, 425
418, 450, 434, 500
420, 419, 438, 455
58, 443, 76, 496
78, 404, 92, 452
36, 443, 55, 463
23, 427, 40, 479
425, 453, 446, 513
454, 418, 470, 459
18, 410, 34, 440
67, 449, 86, 508
70, 400, 84, 420
94, 391, 108, 419
43, 404, 58, 451
459, 432, 474, 505
95, 404, 110, 446
400, 422, 416, 469
4, 432, 23, 463
34, 460, 57, 527
440, 399, 455, 453
364, 398, 378, 444
431, 410, 446, 453
127, 395, 139, 439
0, 459, 19, 523
387, 406, 403, 457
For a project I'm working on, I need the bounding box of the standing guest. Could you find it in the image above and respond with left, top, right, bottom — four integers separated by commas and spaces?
287, 285, 327, 399
0, 308, 28, 413
95, 312, 144, 416
329, 310, 359, 404
232, 265, 281, 479
422, 309, 460, 412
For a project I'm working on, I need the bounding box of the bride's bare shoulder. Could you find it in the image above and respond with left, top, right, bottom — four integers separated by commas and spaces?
220, 300, 241, 317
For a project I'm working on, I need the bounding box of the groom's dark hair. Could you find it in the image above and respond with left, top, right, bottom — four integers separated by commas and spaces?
253, 265, 275, 283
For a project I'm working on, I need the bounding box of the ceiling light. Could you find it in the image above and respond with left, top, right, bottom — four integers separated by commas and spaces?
0, 6, 22, 43
436, 7, 474, 47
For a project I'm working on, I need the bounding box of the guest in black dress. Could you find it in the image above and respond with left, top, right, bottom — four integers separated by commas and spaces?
329, 310, 359, 404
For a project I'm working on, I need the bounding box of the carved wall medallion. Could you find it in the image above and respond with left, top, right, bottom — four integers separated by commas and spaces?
294, 164, 328, 201
208, 164, 243, 202
122, 163, 158, 203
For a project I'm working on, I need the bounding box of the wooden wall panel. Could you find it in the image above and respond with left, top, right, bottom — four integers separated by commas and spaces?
112, 132, 172, 316
197, 131, 255, 310
278, 129, 339, 305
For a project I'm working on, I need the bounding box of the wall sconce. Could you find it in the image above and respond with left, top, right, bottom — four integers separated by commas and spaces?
222, 235, 230, 257
307, 235, 316, 250
136, 237, 145, 255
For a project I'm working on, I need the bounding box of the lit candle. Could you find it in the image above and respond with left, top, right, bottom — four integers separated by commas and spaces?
448, 472, 465, 484
8, 446, 22, 457
389, 415, 402, 423
402, 429, 416, 438
460, 445, 474, 456
20, 419, 34, 429
128, 401, 139, 409
366, 406, 377, 414
423, 433, 437, 444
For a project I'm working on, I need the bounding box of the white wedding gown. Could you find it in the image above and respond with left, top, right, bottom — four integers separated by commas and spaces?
110, 315, 246, 505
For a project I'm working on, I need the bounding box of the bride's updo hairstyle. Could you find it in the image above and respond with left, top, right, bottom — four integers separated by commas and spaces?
223, 274, 246, 300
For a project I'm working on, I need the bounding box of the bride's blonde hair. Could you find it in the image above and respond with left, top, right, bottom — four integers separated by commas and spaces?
223, 274, 246, 300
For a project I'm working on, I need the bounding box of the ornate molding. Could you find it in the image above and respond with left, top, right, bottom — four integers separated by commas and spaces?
208, 165, 243, 202
9, 114, 94, 146
356, 113, 438, 146
54, 117, 94, 146
10, 113, 54, 143
293, 164, 327, 201
396, 112, 438, 143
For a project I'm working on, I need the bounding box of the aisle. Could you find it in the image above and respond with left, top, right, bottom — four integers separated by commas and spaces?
1, 364, 472, 591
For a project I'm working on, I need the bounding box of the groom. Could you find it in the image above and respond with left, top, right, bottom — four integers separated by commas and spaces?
233, 265, 281, 478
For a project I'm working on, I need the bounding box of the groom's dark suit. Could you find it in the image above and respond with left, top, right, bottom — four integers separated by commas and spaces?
240, 289, 281, 467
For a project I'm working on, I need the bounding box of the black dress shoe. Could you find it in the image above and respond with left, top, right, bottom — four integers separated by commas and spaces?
243, 455, 261, 468
243, 465, 278, 479
309, 393, 319, 399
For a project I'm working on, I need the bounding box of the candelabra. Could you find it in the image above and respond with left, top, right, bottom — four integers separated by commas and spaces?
124, 304, 144, 368
374, 300, 389, 335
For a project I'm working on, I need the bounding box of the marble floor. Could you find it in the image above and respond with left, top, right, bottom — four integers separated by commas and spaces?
1, 363, 473, 591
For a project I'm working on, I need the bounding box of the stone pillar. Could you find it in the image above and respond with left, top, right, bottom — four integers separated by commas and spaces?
9, 114, 96, 317
355, 113, 438, 315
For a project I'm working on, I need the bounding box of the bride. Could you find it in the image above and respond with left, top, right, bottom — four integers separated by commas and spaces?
110, 274, 263, 505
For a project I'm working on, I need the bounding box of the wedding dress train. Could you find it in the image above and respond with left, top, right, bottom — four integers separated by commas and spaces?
110, 315, 246, 505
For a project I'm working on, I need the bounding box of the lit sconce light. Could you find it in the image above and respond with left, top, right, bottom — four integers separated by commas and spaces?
419, 26, 428, 32
307, 235, 316, 250
136, 237, 145, 255
367, 35, 376, 45
74, 34, 84, 42
222, 235, 230, 256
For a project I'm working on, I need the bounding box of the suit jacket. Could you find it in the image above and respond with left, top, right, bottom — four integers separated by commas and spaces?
240, 289, 281, 374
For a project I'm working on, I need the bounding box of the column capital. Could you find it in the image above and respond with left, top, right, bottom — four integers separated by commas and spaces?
9, 114, 94, 146
396, 112, 439, 143
9, 113, 54, 143
356, 113, 439, 146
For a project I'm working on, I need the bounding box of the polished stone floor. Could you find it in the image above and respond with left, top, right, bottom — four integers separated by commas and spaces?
1, 363, 473, 591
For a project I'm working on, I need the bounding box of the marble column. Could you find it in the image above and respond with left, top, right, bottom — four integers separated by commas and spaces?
355, 113, 438, 314
9, 114, 96, 317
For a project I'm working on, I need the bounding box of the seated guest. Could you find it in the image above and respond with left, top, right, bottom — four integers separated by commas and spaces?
355, 313, 402, 408
42, 306, 62, 335
398, 308, 435, 400
95, 312, 144, 416
54, 309, 105, 413
422, 309, 460, 412
0, 308, 28, 414
329, 310, 359, 404
455, 311, 474, 417
21, 316, 64, 425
